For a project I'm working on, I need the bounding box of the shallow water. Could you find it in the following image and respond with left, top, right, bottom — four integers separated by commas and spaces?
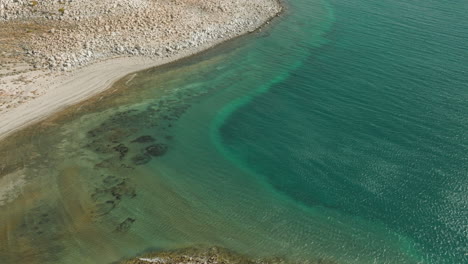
0, 0, 467, 263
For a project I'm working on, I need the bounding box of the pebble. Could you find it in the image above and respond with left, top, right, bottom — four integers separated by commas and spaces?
0, 0, 282, 72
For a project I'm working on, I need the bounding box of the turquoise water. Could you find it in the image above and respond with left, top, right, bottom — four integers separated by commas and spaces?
218, 0, 468, 263
0, 0, 467, 263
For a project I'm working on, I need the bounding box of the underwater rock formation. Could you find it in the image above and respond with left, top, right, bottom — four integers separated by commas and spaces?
145, 144, 168, 157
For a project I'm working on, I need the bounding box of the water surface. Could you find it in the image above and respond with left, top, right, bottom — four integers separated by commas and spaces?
0, 0, 467, 263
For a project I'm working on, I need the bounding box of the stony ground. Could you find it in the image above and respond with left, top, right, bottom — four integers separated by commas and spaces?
122, 246, 338, 264
0, 0, 281, 111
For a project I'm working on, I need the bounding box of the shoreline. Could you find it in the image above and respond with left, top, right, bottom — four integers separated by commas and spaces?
0, 0, 282, 141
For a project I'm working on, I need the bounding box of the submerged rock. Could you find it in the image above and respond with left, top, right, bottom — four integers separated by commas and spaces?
145, 144, 168, 157
131, 153, 152, 165
91, 179, 136, 216
103, 175, 120, 185
86, 140, 114, 154
115, 217, 136, 232
110, 180, 136, 200
95, 159, 113, 168
131, 135, 156, 143
94, 200, 116, 216
113, 143, 129, 159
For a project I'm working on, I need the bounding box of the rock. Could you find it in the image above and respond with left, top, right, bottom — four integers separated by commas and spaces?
131, 135, 155, 143
113, 143, 129, 159
115, 45, 124, 52
0, 0, 283, 77
103, 175, 120, 185
145, 144, 168, 157
115, 217, 136, 232
110, 180, 136, 200
122, 246, 294, 264
131, 153, 151, 165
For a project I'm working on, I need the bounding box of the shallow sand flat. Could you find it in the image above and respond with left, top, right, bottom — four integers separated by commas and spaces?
0, 169, 26, 207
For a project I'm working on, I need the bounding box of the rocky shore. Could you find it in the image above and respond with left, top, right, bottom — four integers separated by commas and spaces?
122, 246, 337, 264
0, 0, 281, 135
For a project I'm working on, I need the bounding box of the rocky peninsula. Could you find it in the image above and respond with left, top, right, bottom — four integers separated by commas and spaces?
0, 0, 282, 139
121, 246, 337, 264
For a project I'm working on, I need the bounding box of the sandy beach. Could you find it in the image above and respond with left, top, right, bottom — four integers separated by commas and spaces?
0, 0, 282, 141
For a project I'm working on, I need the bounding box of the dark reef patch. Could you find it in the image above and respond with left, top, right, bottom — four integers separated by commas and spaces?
131, 135, 156, 143
115, 217, 136, 233
113, 144, 129, 159
91, 178, 136, 216
131, 153, 152, 165
145, 144, 168, 157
